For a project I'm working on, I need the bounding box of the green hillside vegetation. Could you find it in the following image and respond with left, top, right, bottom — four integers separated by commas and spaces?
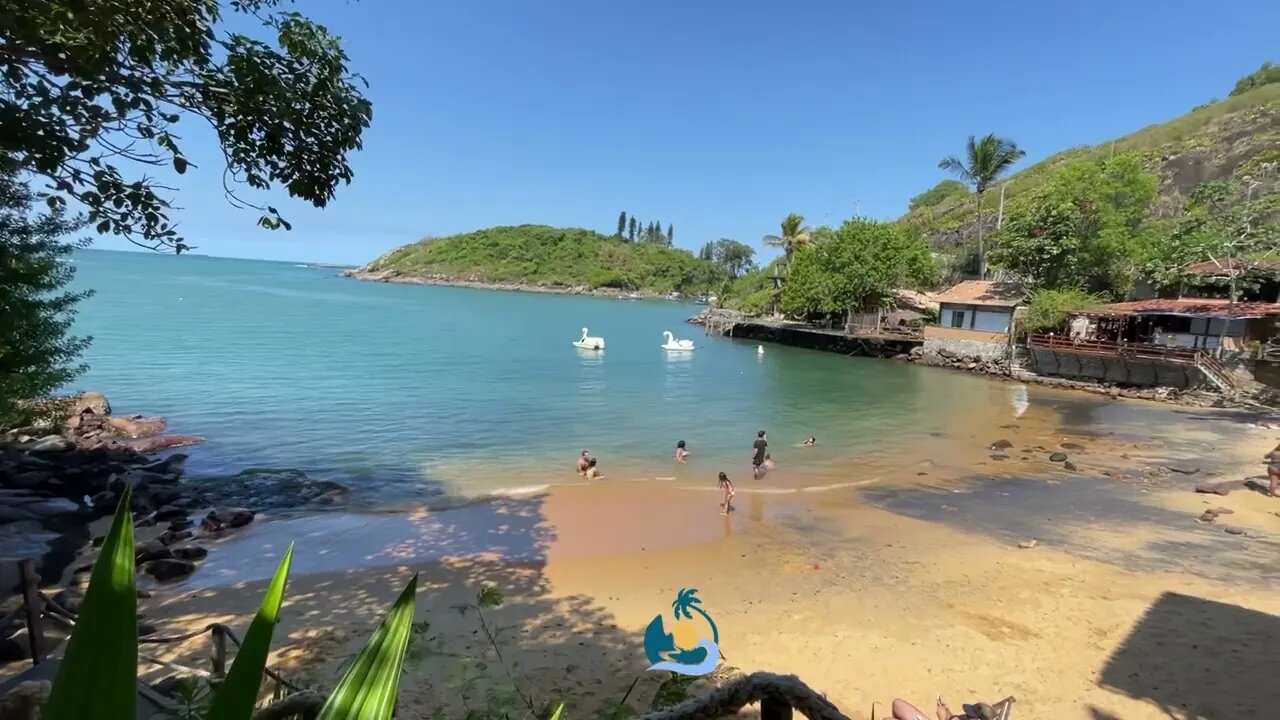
903, 82, 1280, 239
364, 225, 722, 293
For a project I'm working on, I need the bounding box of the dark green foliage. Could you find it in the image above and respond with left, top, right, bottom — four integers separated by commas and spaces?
0, 170, 91, 427
667, 224, 674, 245
708, 239, 756, 278
616, 211, 627, 238
1230, 62, 1280, 97
908, 179, 970, 212
628, 216, 637, 242
698, 241, 714, 261
781, 219, 936, 316
0, 0, 372, 251
990, 154, 1158, 295
1023, 289, 1106, 333
369, 225, 722, 294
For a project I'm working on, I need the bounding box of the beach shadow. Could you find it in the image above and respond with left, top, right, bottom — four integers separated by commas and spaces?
139, 494, 667, 717
860, 475, 1280, 585
1098, 591, 1280, 719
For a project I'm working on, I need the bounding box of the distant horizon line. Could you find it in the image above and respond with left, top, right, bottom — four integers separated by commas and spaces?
77, 246, 359, 269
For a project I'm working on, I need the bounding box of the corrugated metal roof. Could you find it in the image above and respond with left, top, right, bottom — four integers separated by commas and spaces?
933, 280, 1024, 307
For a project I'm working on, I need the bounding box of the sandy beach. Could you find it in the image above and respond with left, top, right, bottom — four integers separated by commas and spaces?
103, 393, 1280, 720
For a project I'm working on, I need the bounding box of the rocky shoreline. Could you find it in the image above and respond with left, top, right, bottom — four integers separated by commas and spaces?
0, 393, 349, 663
340, 267, 679, 299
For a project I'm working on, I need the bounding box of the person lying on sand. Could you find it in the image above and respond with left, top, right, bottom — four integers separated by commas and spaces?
577, 450, 590, 475
675, 440, 690, 462
886, 696, 997, 720
1266, 442, 1280, 497
585, 457, 603, 480
802, 436, 816, 447
718, 471, 735, 514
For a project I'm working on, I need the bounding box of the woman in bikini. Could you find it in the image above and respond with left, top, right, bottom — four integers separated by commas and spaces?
718, 471, 735, 514
675, 440, 690, 462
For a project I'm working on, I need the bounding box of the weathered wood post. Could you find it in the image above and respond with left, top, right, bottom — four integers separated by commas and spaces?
761, 694, 794, 720
18, 559, 45, 664
211, 624, 228, 679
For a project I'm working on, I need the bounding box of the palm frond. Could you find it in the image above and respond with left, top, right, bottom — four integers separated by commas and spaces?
762, 234, 785, 248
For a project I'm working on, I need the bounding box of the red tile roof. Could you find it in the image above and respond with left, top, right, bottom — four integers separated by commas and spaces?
1092, 298, 1280, 317
933, 280, 1024, 307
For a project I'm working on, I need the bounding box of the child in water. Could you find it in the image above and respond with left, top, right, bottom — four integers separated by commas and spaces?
718, 471, 735, 514
585, 457, 603, 480
675, 440, 690, 462
802, 436, 816, 447
576, 450, 590, 475
763, 454, 776, 471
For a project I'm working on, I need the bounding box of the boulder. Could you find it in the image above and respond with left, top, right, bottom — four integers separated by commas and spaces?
989, 439, 1014, 450
104, 415, 168, 439
1063, 461, 1078, 472
172, 546, 208, 562
155, 506, 189, 522
158, 529, 193, 545
203, 507, 255, 532
90, 490, 117, 510
1060, 442, 1086, 451
143, 558, 196, 581
6, 470, 52, 490
71, 391, 111, 417
1049, 452, 1069, 462
135, 539, 174, 563
27, 435, 73, 453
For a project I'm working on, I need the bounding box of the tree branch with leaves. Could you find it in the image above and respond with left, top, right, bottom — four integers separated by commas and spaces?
0, 0, 373, 252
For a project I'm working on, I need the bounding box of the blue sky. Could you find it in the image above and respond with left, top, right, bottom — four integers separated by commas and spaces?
89, 0, 1279, 265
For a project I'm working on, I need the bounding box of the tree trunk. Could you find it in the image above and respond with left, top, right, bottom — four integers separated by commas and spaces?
975, 190, 987, 279
1216, 271, 1236, 359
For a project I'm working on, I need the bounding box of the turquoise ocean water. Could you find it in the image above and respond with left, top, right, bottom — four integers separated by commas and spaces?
70, 249, 1043, 507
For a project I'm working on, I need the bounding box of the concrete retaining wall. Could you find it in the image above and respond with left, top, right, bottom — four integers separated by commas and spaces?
1029, 348, 1196, 388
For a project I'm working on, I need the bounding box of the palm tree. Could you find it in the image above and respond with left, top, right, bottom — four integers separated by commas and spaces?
938, 134, 1026, 279
671, 588, 719, 644
762, 213, 811, 272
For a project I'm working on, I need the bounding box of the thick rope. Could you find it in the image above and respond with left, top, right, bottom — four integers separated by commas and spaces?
639, 672, 849, 720
246, 671, 846, 720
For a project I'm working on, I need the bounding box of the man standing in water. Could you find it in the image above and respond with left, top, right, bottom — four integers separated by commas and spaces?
751, 430, 768, 478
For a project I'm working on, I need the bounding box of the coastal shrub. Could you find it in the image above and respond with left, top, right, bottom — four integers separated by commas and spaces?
989, 153, 1158, 296
1022, 289, 1105, 333
0, 170, 92, 428
43, 487, 421, 720
781, 219, 936, 317
908, 179, 969, 212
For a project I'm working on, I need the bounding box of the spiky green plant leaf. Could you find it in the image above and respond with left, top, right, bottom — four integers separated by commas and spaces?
205, 543, 294, 720
45, 486, 137, 720
317, 573, 419, 720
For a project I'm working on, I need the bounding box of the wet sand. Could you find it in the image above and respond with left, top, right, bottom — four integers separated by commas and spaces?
105, 399, 1280, 718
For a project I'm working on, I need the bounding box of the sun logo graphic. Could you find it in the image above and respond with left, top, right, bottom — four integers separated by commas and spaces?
642, 588, 721, 676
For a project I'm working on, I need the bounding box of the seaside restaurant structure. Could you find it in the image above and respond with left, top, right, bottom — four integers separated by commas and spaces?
1028, 298, 1280, 390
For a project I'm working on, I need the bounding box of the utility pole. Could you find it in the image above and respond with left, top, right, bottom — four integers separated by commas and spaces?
996, 183, 1007, 230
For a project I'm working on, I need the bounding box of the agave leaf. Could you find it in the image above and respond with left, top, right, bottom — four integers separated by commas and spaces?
317, 573, 419, 720
205, 543, 294, 720
45, 486, 137, 720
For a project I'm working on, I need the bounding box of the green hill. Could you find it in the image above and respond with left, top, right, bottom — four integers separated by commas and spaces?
350, 225, 721, 294
904, 82, 1280, 247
